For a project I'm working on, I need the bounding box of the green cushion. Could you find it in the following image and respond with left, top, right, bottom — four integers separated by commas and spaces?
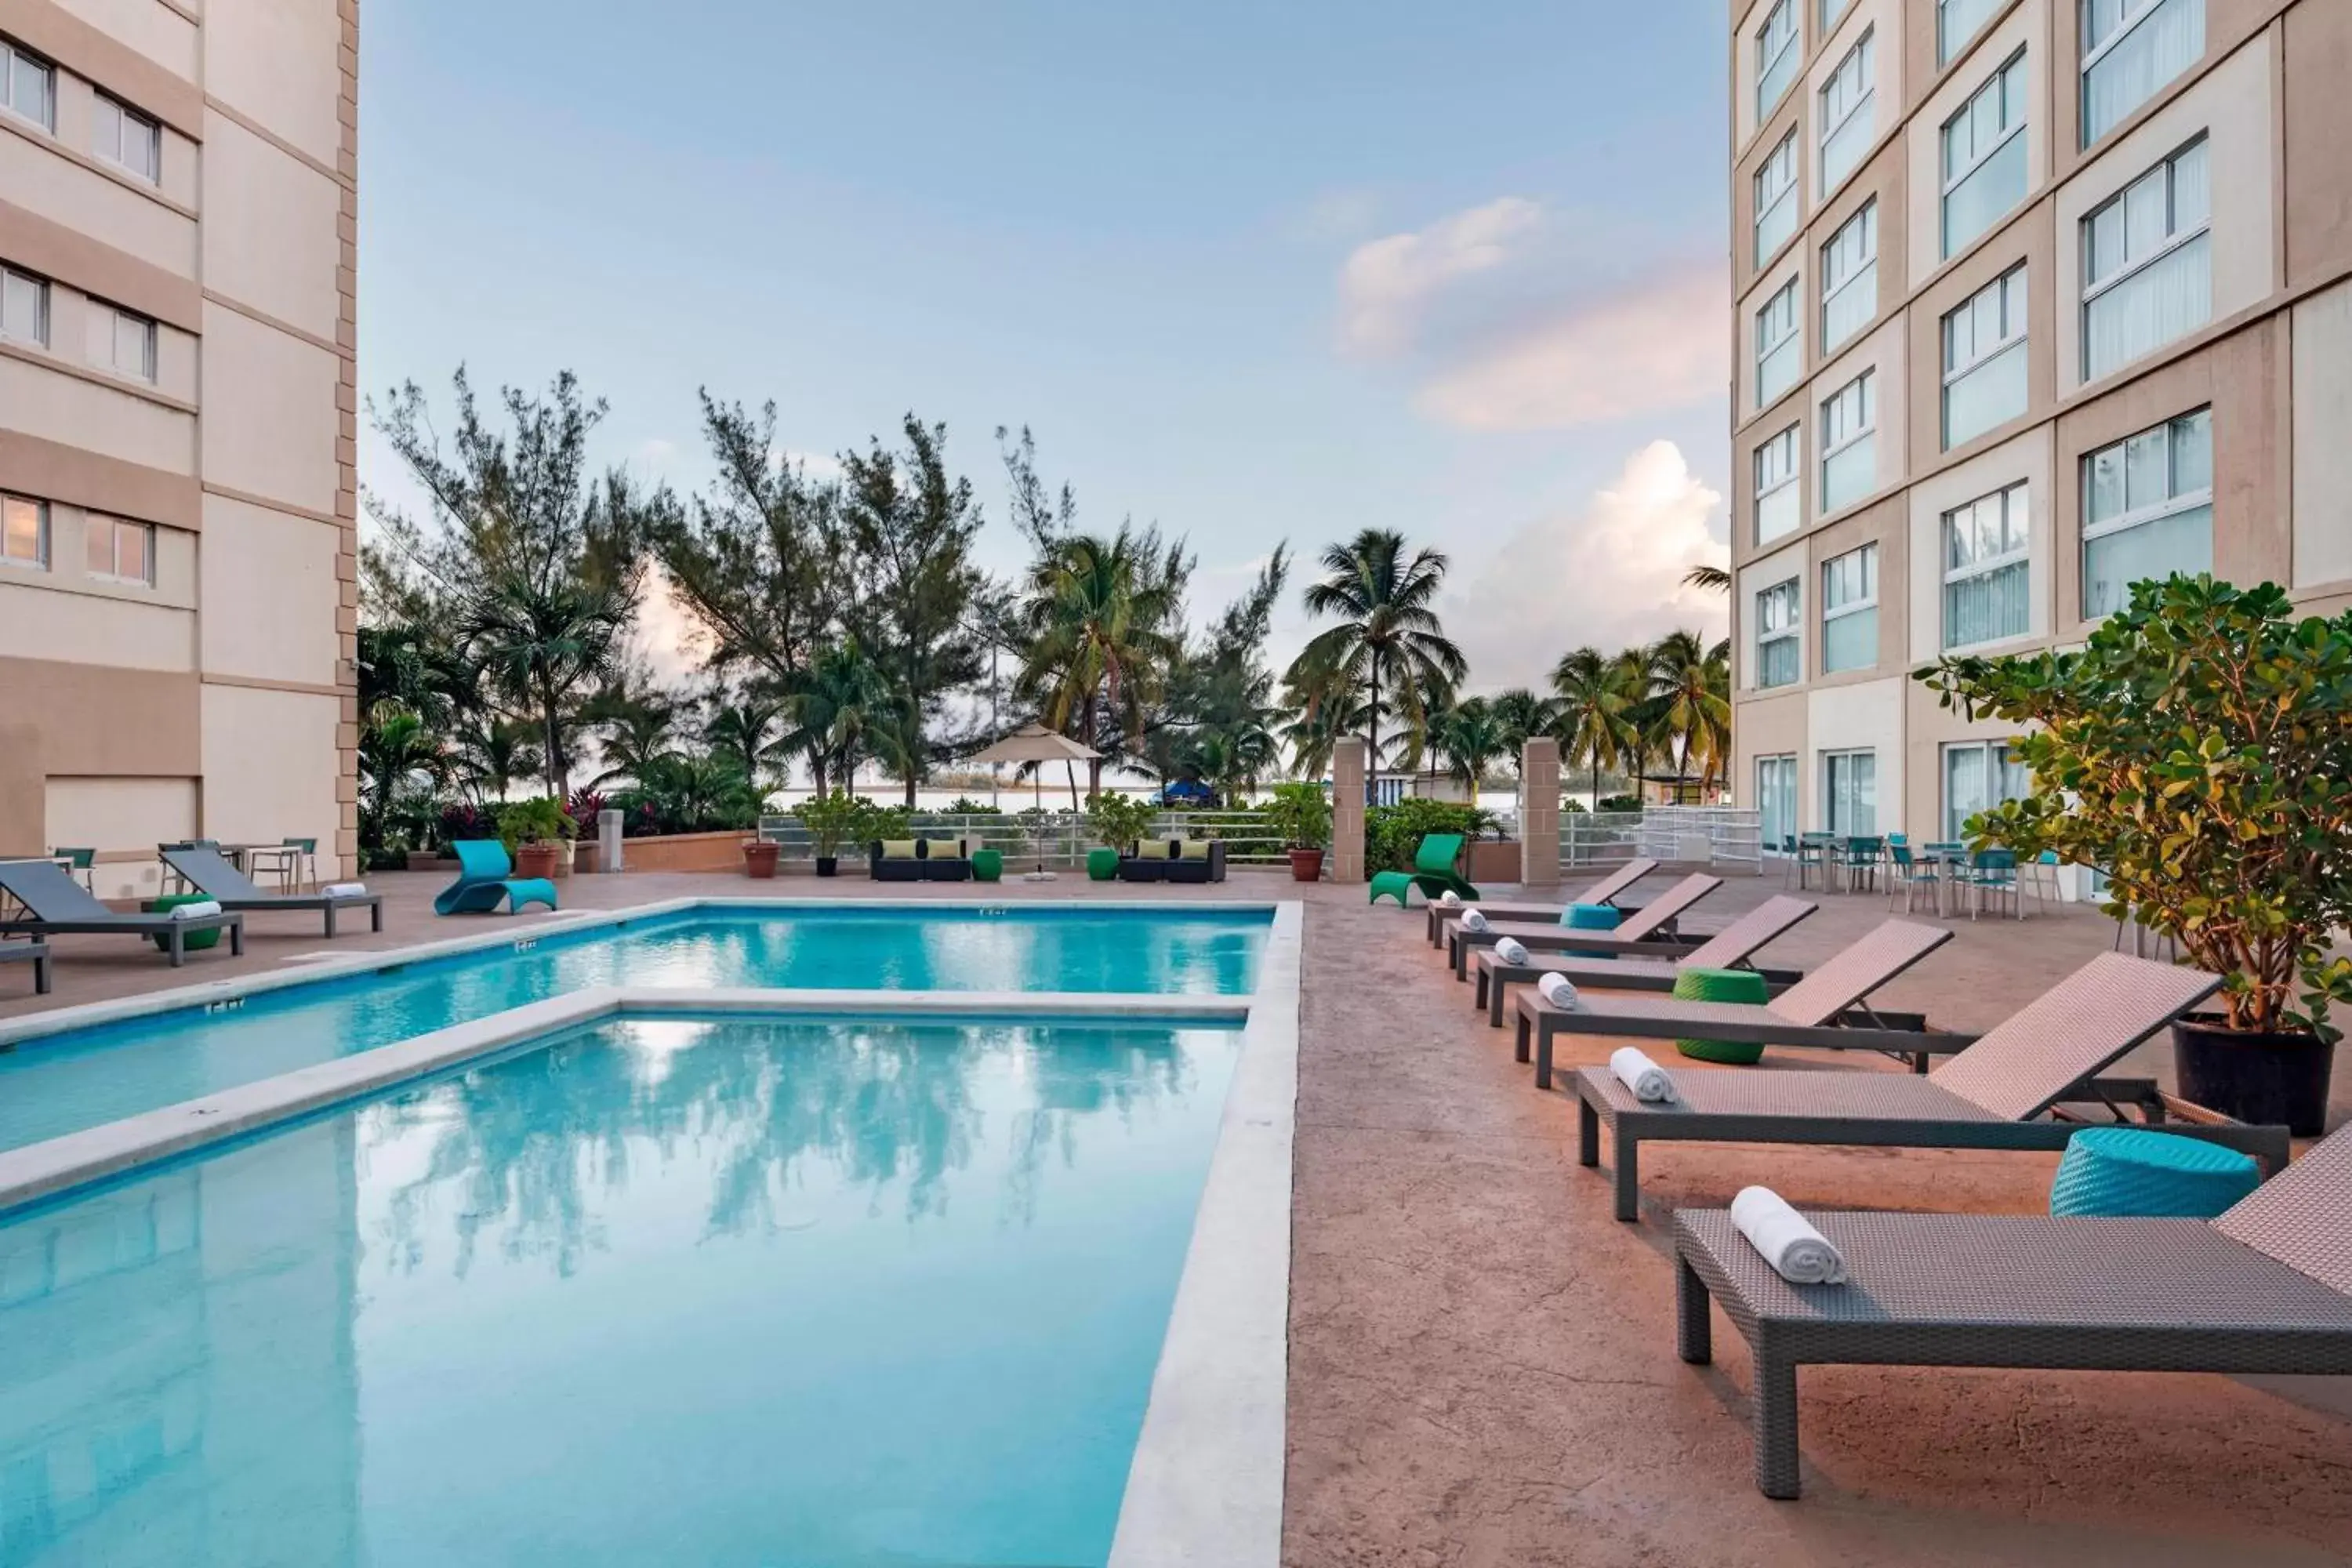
880, 839, 918, 861
1671, 967, 1769, 1065
2049, 1127, 2262, 1218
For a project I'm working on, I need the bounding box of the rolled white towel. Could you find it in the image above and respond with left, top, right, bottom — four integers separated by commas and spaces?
1536, 971, 1579, 1009
167, 899, 223, 921
1494, 936, 1530, 966
1730, 1186, 1849, 1285
1608, 1045, 1676, 1102
1439, 890, 1461, 907
321, 881, 368, 898
1458, 908, 1488, 933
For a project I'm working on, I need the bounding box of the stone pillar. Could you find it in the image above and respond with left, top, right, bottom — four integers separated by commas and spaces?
599, 808, 625, 874
1330, 738, 1367, 884
1519, 737, 1561, 889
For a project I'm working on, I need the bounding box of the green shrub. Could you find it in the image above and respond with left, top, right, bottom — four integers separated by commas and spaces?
1265, 782, 1332, 849
1363, 798, 1499, 873
1596, 793, 1642, 814
793, 790, 871, 857
1085, 792, 1158, 849
496, 796, 570, 851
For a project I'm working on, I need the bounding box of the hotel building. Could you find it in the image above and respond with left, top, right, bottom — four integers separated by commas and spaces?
0, 0, 358, 895
1727, 0, 2352, 861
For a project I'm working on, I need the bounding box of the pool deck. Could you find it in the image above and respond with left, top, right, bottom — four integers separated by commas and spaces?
4, 866, 2350, 1563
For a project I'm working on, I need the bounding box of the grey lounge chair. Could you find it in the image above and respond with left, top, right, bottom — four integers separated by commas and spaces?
1424, 858, 1661, 948
1574, 951, 2287, 1221
1516, 920, 1958, 1087
1450, 873, 1725, 979
161, 844, 383, 937
1472, 895, 1818, 1025
0, 857, 244, 967
1673, 1116, 2350, 1498
2, 936, 49, 995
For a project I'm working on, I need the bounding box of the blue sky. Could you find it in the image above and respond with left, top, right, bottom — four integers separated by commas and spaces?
358, 0, 1732, 690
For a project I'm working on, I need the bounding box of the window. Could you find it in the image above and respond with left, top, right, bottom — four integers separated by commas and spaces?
94, 303, 157, 383
93, 93, 161, 184
1820, 543, 1878, 673
1755, 424, 1802, 545
1943, 482, 2031, 648
1757, 754, 1798, 851
2083, 0, 2203, 147
1822, 750, 1877, 834
1941, 263, 2027, 449
1938, 0, 2003, 67
1820, 200, 1878, 351
1819, 33, 1876, 193
2082, 137, 2209, 382
2, 493, 47, 570
1755, 278, 1801, 407
0, 264, 49, 348
1940, 52, 2028, 260
1944, 739, 2030, 840
1755, 578, 1801, 688
1754, 131, 1798, 267
1, 38, 54, 132
2082, 408, 2211, 618
1819, 371, 1876, 514
85, 515, 154, 585
1820, 0, 1853, 32
1756, 0, 1800, 126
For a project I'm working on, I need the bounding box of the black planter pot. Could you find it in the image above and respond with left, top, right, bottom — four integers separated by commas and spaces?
2172, 1018, 2336, 1137
815, 855, 840, 879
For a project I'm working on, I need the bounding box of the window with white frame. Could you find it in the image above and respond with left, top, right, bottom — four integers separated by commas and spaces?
1755, 423, 1802, 545
1820, 200, 1878, 352
1943, 481, 2031, 648
1819, 370, 1876, 514
1757, 753, 1798, 851
1940, 51, 2028, 260
1754, 130, 1799, 267
1941, 263, 2027, 450
93, 93, 161, 184
1822, 749, 1877, 834
1944, 739, 2030, 840
2, 493, 48, 570
2083, 0, 2204, 147
93, 302, 157, 383
1819, 32, 1876, 193
85, 515, 154, 586
1756, 0, 1800, 126
2082, 136, 2209, 382
1820, 0, 1854, 33
1819, 543, 1878, 673
1, 37, 54, 132
1755, 278, 1801, 407
1755, 577, 1801, 688
0, 264, 47, 348
1938, 0, 2004, 67
2082, 407, 2211, 618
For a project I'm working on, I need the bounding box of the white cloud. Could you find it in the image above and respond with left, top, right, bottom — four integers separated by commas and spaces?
1337, 196, 1541, 357
1443, 441, 1728, 692
629, 563, 716, 688
634, 437, 681, 474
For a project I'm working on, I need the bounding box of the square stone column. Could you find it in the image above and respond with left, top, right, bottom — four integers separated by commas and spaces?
1330, 738, 1367, 884
1519, 738, 1561, 888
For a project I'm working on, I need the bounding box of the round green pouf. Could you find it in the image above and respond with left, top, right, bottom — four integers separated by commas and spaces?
145, 893, 223, 952
1087, 847, 1121, 881
971, 848, 1003, 883
1671, 967, 1769, 1064
2049, 1126, 2262, 1218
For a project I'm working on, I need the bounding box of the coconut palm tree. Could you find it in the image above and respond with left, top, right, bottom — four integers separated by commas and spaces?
1551, 646, 1642, 808
1017, 528, 1185, 795
358, 709, 447, 854
702, 685, 789, 800
1289, 529, 1465, 785
783, 636, 897, 795
456, 572, 635, 796
447, 714, 544, 806
1279, 642, 1380, 782
1431, 697, 1509, 790
1682, 564, 1731, 593
1646, 630, 1733, 798
1489, 688, 1560, 777
581, 681, 684, 790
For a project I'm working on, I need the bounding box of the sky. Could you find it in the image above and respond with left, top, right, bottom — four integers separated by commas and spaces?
356, 0, 1733, 695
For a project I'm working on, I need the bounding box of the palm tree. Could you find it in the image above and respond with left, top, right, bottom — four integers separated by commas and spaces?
1646, 630, 1733, 799
1489, 688, 1560, 776
448, 714, 544, 805
456, 572, 633, 797
581, 682, 683, 790
358, 709, 446, 851
702, 686, 789, 800
784, 636, 896, 794
1431, 697, 1509, 791
1551, 647, 1641, 808
1016, 529, 1184, 795
1289, 529, 1465, 787
1682, 564, 1731, 593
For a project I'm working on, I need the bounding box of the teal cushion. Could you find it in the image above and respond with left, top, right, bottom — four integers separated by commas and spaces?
2049, 1127, 2262, 1218
1558, 902, 1621, 960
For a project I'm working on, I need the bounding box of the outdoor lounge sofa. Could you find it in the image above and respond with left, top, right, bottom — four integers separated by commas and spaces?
869, 837, 975, 883
2, 936, 49, 995
434, 840, 558, 916
1672, 1111, 2349, 1497
1571, 951, 2288, 1221
161, 844, 383, 937
1425, 857, 1661, 948
1470, 895, 1817, 1025
1117, 838, 1227, 884
1449, 873, 1724, 979
1369, 832, 1477, 907
0, 857, 245, 967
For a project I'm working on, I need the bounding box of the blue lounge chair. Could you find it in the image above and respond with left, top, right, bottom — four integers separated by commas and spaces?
434, 840, 558, 916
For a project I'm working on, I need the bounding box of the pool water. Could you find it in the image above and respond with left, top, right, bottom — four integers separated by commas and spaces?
0, 1014, 1244, 1566
0, 906, 1266, 1152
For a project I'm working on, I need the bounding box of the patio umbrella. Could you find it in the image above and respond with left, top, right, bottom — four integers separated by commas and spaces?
966, 724, 1102, 879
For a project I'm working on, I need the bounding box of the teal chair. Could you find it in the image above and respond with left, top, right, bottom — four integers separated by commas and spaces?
1368, 832, 1479, 908
434, 840, 558, 916
48, 848, 96, 893
1965, 848, 2020, 920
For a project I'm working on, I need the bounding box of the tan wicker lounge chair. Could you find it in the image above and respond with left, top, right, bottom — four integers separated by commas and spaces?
1471, 895, 1817, 1025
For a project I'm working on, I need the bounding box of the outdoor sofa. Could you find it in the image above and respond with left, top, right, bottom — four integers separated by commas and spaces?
1424, 857, 1661, 947
1116, 837, 1227, 884
1449, 873, 1725, 979
161, 844, 382, 938
0, 857, 245, 966
869, 837, 976, 883
1469, 894, 1817, 1025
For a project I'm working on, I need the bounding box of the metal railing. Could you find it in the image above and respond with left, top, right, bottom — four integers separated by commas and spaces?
754, 809, 1290, 869
1557, 807, 1765, 875
1559, 811, 1646, 869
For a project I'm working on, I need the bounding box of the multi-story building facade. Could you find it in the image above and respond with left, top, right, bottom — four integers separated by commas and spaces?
1728, 0, 2351, 861
0, 0, 358, 896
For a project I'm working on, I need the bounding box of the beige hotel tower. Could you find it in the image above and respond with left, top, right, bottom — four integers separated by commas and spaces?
0, 0, 358, 895
1728, 0, 2350, 867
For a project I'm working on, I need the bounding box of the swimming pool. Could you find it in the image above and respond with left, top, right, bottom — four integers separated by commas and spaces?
0, 904, 1269, 1152
0, 1012, 1245, 1566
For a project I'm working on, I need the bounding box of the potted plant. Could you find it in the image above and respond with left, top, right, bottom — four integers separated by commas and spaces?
1266, 782, 1332, 882
742, 835, 781, 879
1085, 793, 1158, 880
497, 796, 570, 882
793, 790, 870, 878
1921, 576, 2352, 1134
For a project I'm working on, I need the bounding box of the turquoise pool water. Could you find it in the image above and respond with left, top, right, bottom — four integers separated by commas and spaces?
0, 1012, 1243, 1566
0, 906, 1266, 1152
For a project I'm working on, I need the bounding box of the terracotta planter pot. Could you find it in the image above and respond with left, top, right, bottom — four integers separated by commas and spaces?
742, 840, 781, 880
1288, 848, 1326, 883
2173, 1018, 2336, 1138
514, 842, 559, 880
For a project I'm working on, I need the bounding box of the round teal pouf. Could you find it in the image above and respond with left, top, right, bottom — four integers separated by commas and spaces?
2049, 1126, 2263, 1218
1671, 967, 1768, 1065
1558, 902, 1622, 960
1087, 847, 1120, 881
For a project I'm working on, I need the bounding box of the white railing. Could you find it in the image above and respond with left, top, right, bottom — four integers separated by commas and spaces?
1559, 811, 1647, 869
755, 809, 1291, 869
1557, 808, 1765, 875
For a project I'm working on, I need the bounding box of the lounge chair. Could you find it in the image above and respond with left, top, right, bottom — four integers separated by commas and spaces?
160, 844, 383, 937
0, 857, 245, 967
1516, 920, 1958, 1087
1450, 873, 1724, 979
1369, 832, 1477, 908
1424, 857, 1661, 948
1472, 895, 1818, 1025
1573, 951, 2288, 1221
434, 840, 558, 916
2, 937, 49, 995
1672, 1115, 2348, 1498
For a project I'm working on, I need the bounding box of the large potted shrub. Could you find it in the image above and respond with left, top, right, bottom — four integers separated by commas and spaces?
1921, 576, 2352, 1134
497, 797, 570, 882
1085, 793, 1157, 880
1266, 782, 1332, 882
794, 790, 870, 878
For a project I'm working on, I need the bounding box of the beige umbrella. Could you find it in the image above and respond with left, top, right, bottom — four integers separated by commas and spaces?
967, 724, 1102, 878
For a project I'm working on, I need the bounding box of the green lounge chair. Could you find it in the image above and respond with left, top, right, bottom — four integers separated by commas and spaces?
434, 840, 558, 916
1370, 832, 1478, 908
